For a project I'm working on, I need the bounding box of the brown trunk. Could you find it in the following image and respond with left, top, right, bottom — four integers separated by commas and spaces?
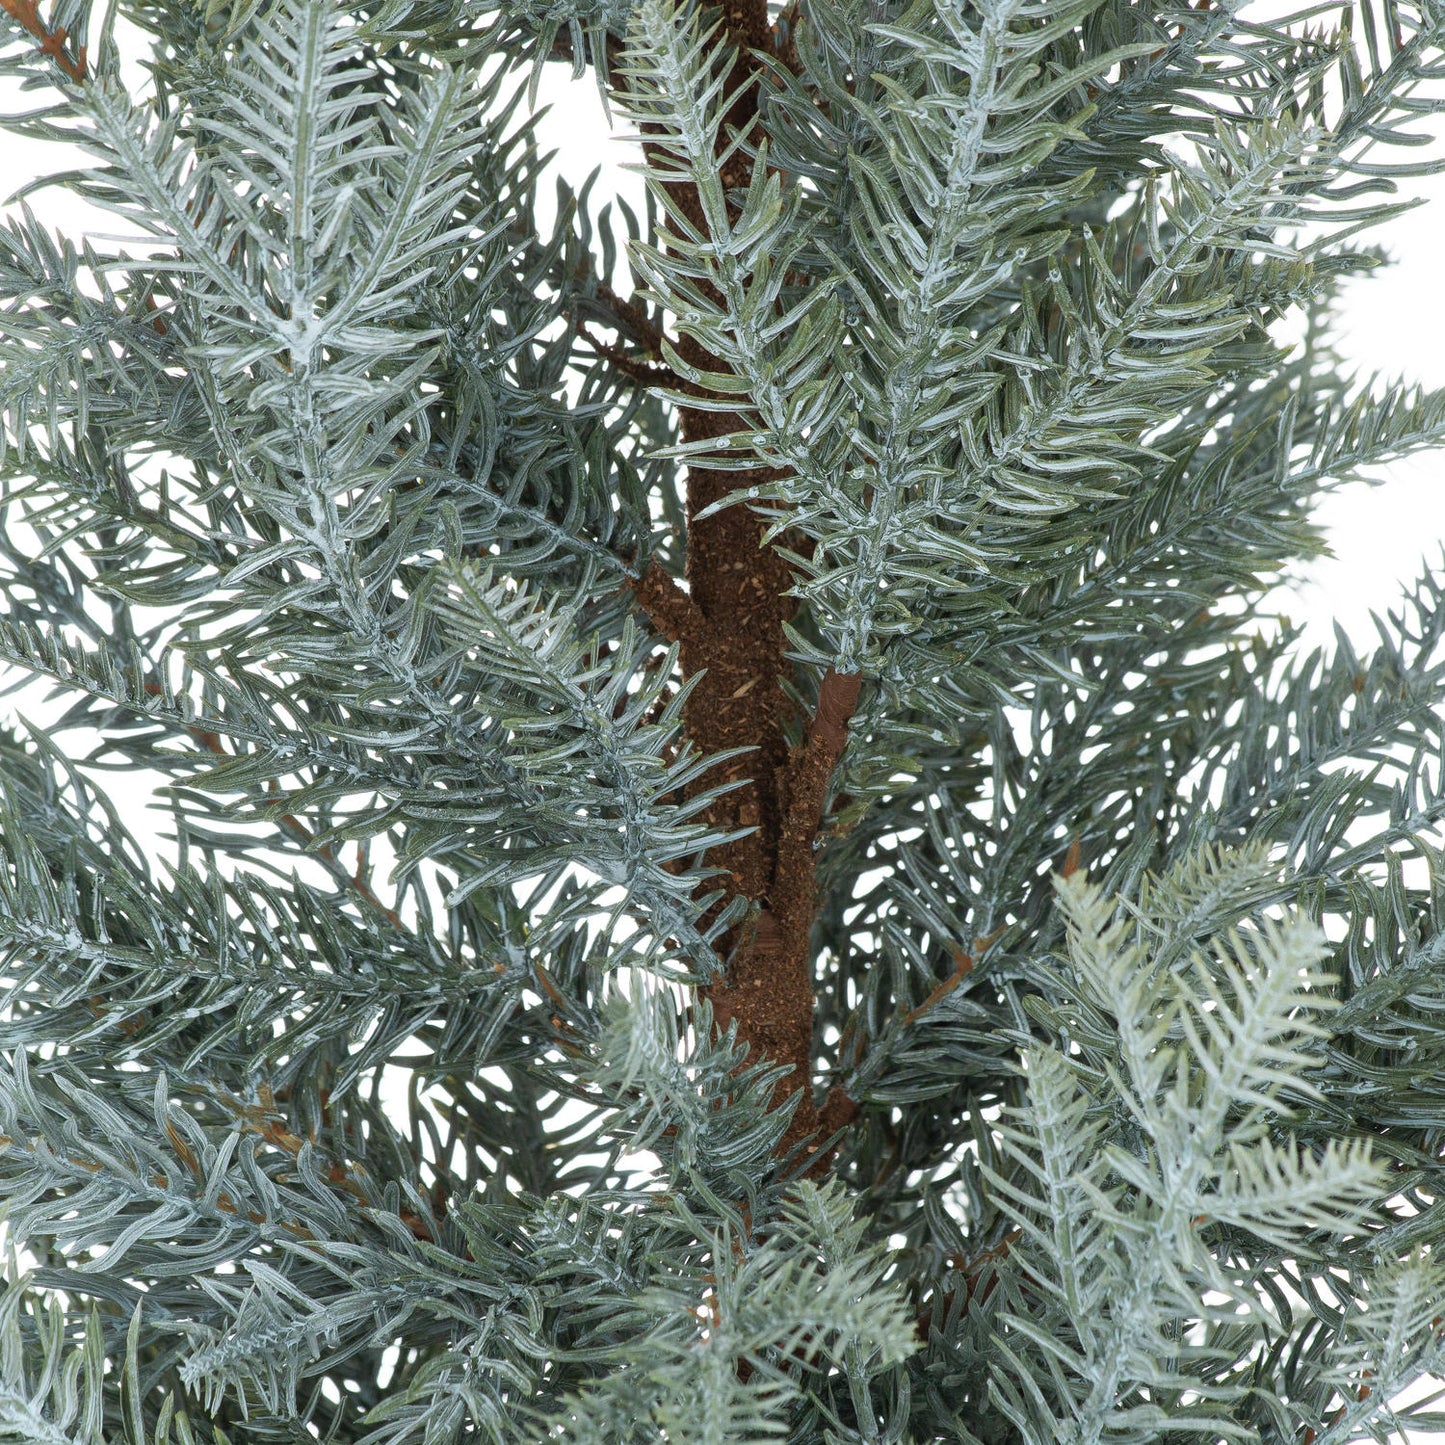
619, 1, 860, 1155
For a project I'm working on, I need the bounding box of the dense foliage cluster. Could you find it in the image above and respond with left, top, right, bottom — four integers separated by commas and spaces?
3, 0, 1445, 1437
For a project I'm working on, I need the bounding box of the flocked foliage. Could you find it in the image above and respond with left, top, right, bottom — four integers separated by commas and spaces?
1, 0, 1445, 1437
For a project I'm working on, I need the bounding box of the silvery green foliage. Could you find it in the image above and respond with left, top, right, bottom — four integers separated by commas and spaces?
990, 862, 1388, 1444
1, 0, 1445, 1438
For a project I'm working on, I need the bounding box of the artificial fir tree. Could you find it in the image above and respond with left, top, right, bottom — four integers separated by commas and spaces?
4, 0, 1445, 1437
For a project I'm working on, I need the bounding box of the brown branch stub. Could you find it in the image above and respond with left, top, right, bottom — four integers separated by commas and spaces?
629, 560, 704, 645
1, 0, 86, 80
143, 292, 169, 337
769, 667, 863, 942
902, 926, 1004, 1029
809, 666, 862, 755
770, 0, 805, 77
783, 667, 863, 848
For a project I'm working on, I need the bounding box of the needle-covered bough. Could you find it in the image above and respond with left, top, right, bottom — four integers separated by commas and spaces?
3, 0, 1445, 1437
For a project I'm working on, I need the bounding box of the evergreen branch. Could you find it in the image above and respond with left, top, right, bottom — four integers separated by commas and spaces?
140, 675, 403, 928
0, 0, 1443, 1434
986, 857, 1387, 1443
1312, 1250, 1445, 1443
77, 81, 273, 323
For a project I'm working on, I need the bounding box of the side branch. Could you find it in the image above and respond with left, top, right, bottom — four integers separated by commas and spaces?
1, 0, 86, 79
768, 666, 860, 957
584, 279, 669, 356
576, 324, 699, 396
781, 667, 862, 850
902, 944, 975, 1028
628, 560, 704, 644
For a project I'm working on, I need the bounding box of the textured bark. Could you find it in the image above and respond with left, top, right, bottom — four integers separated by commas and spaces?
620, 3, 861, 1153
